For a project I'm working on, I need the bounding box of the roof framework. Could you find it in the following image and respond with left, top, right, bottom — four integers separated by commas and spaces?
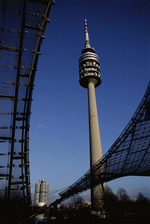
0, 0, 54, 205
58, 81, 150, 203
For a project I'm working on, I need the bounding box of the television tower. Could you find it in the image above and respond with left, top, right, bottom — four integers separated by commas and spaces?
79, 18, 103, 209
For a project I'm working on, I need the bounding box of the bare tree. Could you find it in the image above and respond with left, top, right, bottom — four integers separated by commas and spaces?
137, 192, 145, 201
59, 203, 67, 211
67, 203, 74, 210
105, 186, 118, 202
70, 195, 83, 209
117, 188, 129, 202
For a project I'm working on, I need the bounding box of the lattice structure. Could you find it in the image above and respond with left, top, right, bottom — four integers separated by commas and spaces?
0, 0, 54, 205
58, 81, 150, 203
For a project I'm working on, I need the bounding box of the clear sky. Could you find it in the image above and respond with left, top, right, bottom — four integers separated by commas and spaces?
29, 0, 150, 203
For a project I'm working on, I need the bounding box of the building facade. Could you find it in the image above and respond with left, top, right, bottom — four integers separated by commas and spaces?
34, 179, 49, 206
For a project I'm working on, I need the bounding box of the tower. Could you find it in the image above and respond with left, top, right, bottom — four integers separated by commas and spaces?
34, 180, 49, 206
79, 18, 103, 209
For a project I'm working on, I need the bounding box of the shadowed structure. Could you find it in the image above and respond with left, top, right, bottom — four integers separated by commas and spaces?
0, 0, 54, 205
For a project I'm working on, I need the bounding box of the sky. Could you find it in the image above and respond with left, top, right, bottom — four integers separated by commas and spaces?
29, 0, 150, 203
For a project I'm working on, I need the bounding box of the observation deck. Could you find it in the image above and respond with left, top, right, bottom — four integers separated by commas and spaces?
79, 48, 101, 88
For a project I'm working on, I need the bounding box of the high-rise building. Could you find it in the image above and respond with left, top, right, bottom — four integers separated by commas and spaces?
34, 180, 49, 206
79, 18, 104, 209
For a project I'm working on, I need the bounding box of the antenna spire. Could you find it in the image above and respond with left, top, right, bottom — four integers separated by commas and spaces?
85, 17, 91, 48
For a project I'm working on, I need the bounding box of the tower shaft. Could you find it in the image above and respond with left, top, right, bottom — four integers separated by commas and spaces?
88, 78, 102, 165
88, 78, 103, 209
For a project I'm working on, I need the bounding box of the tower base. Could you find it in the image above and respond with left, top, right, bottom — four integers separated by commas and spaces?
91, 183, 105, 210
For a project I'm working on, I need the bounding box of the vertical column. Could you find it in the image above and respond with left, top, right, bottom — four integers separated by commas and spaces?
88, 78, 103, 209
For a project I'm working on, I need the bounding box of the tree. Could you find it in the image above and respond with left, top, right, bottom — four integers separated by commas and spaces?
117, 188, 129, 202
67, 203, 74, 210
101, 186, 118, 218
59, 203, 67, 211
105, 186, 118, 202
137, 192, 145, 201
70, 195, 83, 209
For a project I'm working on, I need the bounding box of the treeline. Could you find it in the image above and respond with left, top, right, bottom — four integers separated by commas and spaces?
57, 187, 150, 221
103, 186, 150, 220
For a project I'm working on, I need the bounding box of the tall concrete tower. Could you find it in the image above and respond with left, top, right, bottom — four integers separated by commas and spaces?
79, 18, 103, 209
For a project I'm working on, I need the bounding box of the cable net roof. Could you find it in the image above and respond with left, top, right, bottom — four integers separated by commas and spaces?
59, 81, 150, 202
0, 0, 54, 205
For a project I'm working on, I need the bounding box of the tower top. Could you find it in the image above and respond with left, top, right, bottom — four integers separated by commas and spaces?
85, 17, 91, 48
79, 18, 101, 88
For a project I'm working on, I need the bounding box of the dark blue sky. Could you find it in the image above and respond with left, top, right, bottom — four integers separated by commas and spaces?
29, 0, 150, 203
